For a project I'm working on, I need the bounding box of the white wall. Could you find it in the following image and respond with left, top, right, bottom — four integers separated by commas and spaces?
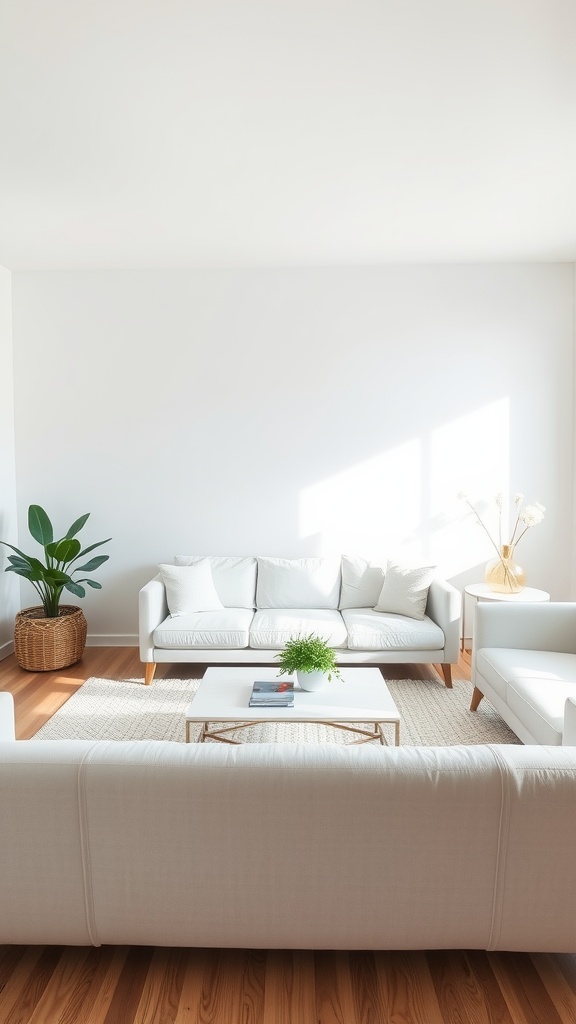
0, 266, 19, 655
11, 265, 574, 643
569, 262, 573, 598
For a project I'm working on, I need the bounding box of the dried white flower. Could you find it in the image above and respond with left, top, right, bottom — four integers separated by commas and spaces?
520, 503, 546, 528
459, 491, 545, 556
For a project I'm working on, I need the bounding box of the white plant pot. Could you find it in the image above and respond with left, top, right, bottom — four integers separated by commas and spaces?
296, 670, 328, 692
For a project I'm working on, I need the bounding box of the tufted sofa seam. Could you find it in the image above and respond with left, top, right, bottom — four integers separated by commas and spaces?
77, 745, 102, 947
486, 745, 511, 951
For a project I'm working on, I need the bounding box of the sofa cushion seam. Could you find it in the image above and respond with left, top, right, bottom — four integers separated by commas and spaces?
77, 745, 102, 947
486, 744, 510, 951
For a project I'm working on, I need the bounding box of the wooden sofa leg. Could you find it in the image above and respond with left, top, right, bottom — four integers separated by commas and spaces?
470, 686, 484, 711
440, 664, 453, 689
144, 663, 156, 686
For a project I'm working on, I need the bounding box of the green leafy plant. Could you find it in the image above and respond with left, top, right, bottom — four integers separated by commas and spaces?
275, 632, 342, 681
0, 504, 111, 618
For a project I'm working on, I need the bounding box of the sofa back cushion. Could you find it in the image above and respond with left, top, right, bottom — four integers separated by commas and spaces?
339, 555, 386, 609
174, 556, 257, 609
256, 557, 341, 609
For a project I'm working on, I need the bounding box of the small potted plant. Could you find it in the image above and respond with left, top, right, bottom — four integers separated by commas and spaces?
276, 632, 342, 691
1, 504, 111, 671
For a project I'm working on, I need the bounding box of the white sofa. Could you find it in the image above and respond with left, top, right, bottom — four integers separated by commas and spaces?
1, 691, 576, 951
472, 602, 576, 744
139, 555, 461, 686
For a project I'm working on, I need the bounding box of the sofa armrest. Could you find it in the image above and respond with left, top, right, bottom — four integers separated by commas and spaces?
139, 575, 169, 662
425, 578, 461, 662
473, 602, 576, 657
0, 692, 15, 742
563, 698, 576, 746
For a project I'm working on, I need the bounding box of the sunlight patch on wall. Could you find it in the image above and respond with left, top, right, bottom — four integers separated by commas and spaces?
299, 398, 510, 577
430, 398, 510, 577
299, 439, 422, 561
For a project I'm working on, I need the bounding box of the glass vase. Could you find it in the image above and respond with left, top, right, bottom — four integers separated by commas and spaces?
484, 544, 526, 594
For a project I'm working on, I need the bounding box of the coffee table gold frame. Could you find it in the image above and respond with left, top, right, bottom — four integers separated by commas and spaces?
186, 718, 400, 745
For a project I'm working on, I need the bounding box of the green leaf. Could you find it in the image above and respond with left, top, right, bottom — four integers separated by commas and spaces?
7, 555, 32, 568
74, 554, 109, 573
6, 563, 44, 582
65, 581, 86, 598
5, 566, 36, 580
65, 513, 90, 539
75, 538, 112, 560
28, 505, 53, 547
51, 538, 81, 564
1, 512, 110, 608
275, 632, 342, 680
0, 541, 35, 562
27, 556, 49, 576
44, 569, 71, 584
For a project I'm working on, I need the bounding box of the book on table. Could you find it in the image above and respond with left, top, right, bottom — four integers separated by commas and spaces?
249, 680, 295, 707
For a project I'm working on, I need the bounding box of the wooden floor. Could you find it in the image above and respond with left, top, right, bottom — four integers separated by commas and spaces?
1, 648, 576, 1024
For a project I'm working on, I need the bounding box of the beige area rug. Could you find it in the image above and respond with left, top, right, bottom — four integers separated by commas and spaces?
32, 674, 520, 746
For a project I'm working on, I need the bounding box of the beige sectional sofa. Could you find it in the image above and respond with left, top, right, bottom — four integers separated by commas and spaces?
1, 686, 576, 951
139, 554, 461, 685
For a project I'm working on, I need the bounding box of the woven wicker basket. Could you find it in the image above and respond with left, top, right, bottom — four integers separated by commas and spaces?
14, 605, 87, 672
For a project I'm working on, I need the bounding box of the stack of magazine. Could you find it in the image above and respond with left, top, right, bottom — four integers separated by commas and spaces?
249, 680, 295, 708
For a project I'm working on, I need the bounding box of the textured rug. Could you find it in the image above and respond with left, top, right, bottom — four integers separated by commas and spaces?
32, 674, 520, 746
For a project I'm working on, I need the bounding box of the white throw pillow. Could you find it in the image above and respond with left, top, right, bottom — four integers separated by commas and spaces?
339, 555, 386, 609
373, 561, 436, 620
158, 560, 224, 616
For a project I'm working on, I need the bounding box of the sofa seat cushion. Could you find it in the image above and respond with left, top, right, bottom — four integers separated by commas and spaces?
153, 609, 254, 649
342, 609, 444, 651
249, 609, 348, 650
476, 648, 576, 703
507, 676, 576, 745
477, 648, 576, 744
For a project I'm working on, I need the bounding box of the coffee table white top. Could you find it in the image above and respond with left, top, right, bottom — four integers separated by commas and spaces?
186, 666, 400, 724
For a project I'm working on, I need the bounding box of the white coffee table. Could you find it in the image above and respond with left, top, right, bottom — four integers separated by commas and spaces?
185, 666, 401, 746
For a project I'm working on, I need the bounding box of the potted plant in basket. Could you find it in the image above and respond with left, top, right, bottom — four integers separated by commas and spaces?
0, 504, 111, 671
276, 632, 342, 691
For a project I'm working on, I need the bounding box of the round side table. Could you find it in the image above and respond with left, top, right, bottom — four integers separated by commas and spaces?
461, 583, 551, 652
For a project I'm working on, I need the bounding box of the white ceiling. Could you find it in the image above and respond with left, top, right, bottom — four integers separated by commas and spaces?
1, 0, 576, 270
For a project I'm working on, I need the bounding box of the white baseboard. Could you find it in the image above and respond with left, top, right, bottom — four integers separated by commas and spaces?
87, 635, 139, 647
0, 639, 14, 660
